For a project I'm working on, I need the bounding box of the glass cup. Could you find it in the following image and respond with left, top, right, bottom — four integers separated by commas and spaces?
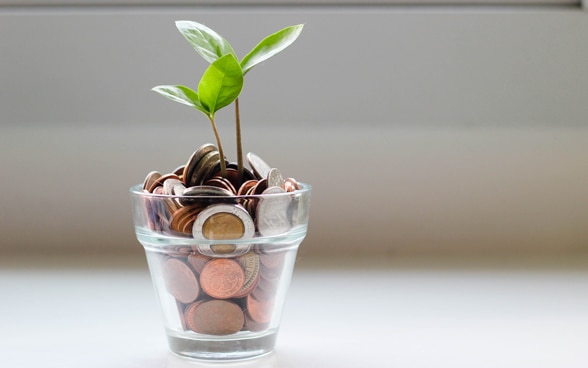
130, 183, 311, 360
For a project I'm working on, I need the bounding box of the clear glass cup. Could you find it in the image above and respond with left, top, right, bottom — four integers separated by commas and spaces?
130, 183, 311, 360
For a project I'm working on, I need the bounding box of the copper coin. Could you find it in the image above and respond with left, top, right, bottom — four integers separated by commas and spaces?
246, 294, 274, 324
150, 188, 172, 227
185, 299, 244, 335
182, 299, 205, 331
187, 252, 211, 274
143, 171, 162, 192
151, 173, 182, 192
142, 195, 161, 232
237, 179, 258, 196
172, 165, 185, 178
244, 316, 269, 332
252, 178, 268, 195
251, 275, 279, 302
163, 258, 200, 304
211, 165, 255, 190
284, 177, 300, 192
204, 176, 236, 194
170, 205, 203, 235
200, 259, 245, 299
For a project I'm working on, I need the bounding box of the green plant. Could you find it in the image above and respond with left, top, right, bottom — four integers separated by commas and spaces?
152, 21, 304, 179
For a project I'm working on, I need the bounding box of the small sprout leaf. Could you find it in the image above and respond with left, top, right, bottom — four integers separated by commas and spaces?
175, 20, 237, 64
240, 24, 304, 75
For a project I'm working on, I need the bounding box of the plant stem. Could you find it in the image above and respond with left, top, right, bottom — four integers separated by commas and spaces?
235, 98, 244, 183
209, 115, 227, 177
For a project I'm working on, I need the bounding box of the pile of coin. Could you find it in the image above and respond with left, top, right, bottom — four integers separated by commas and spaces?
162, 248, 286, 335
141, 143, 300, 254
140, 143, 302, 335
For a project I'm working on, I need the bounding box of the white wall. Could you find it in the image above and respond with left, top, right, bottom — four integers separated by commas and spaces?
1, 5, 587, 256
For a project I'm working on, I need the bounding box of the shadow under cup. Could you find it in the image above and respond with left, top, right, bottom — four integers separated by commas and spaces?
130, 183, 311, 360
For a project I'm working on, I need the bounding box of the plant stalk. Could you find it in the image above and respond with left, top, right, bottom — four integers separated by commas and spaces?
235, 98, 244, 183
209, 115, 227, 177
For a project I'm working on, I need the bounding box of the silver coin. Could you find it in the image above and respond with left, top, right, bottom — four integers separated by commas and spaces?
200, 159, 229, 185
193, 204, 254, 257
172, 182, 186, 196
163, 178, 184, 195
256, 186, 292, 237
246, 152, 271, 180
184, 143, 218, 187
191, 150, 220, 186
267, 168, 285, 188
183, 185, 234, 197
180, 185, 235, 206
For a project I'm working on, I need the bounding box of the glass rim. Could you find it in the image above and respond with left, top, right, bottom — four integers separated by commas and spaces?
129, 182, 311, 200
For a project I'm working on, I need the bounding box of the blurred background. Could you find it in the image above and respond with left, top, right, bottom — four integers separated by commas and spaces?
1, 0, 587, 261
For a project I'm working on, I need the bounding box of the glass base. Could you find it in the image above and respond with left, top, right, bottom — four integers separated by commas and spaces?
167, 329, 278, 361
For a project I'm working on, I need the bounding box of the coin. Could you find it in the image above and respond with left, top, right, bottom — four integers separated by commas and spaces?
244, 315, 269, 332
267, 168, 285, 188
247, 152, 271, 180
252, 178, 268, 195
237, 179, 258, 196
185, 299, 244, 335
193, 204, 255, 242
259, 251, 286, 269
245, 294, 273, 324
180, 185, 234, 207
151, 187, 172, 228
284, 177, 300, 192
173, 165, 185, 177
183, 185, 234, 197
169, 205, 204, 235
199, 259, 245, 299
186, 149, 220, 187
151, 173, 182, 192
183, 143, 218, 187
163, 178, 184, 195
204, 176, 236, 194
233, 252, 261, 298
162, 258, 200, 304
220, 164, 255, 189
256, 186, 292, 236
143, 171, 162, 192
187, 252, 211, 274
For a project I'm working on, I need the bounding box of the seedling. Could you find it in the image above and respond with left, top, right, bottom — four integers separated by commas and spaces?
152, 21, 304, 179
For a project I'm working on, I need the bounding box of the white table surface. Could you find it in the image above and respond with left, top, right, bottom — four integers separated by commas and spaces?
1, 255, 587, 368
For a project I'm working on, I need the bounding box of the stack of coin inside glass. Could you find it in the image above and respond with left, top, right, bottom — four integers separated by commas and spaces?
142, 143, 300, 240
141, 143, 301, 336
162, 248, 285, 335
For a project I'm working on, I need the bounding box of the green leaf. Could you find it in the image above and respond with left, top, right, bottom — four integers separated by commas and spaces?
175, 20, 237, 64
198, 54, 243, 116
240, 24, 304, 75
151, 85, 208, 115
